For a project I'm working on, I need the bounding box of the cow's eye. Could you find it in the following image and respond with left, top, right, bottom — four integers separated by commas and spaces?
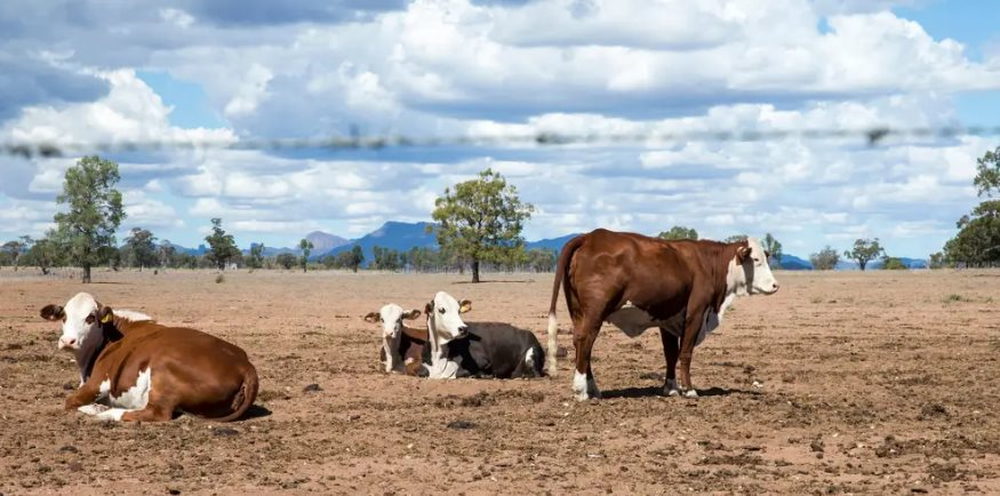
85, 315, 95, 324
438, 308, 446, 314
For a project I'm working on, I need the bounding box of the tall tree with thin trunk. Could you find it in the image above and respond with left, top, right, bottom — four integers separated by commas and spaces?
53, 156, 126, 283
205, 218, 240, 270
299, 239, 314, 273
762, 233, 783, 267
123, 227, 157, 271
431, 168, 534, 283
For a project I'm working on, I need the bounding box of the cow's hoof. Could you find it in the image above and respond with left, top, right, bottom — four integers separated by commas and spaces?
682, 389, 699, 399
664, 379, 679, 397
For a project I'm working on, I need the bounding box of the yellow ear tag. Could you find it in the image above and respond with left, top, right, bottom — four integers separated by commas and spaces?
100, 314, 112, 324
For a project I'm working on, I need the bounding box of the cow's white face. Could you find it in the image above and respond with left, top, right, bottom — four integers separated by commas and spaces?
425, 292, 471, 345
40, 293, 106, 352
364, 304, 421, 340
736, 238, 780, 295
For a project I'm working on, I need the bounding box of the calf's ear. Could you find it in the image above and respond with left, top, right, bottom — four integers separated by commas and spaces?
459, 299, 473, 314
425, 301, 433, 316
40, 304, 65, 321
403, 309, 422, 320
97, 305, 114, 324
363, 312, 382, 323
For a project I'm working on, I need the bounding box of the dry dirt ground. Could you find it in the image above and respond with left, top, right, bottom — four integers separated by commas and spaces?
2, 268, 1000, 495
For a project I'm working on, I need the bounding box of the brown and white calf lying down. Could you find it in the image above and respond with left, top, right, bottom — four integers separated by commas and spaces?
40, 292, 258, 422
364, 304, 427, 376
422, 291, 545, 379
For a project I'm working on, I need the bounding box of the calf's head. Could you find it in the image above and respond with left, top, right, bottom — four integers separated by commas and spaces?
40, 293, 114, 352
734, 237, 780, 296
364, 304, 421, 340
424, 291, 472, 345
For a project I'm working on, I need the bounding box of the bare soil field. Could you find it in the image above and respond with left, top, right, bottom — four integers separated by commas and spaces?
2, 268, 1000, 495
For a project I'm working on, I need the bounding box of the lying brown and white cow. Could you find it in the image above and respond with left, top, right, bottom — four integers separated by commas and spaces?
546, 229, 779, 401
364, 304, 427, 375
423, 291, 545, 379
40, 292, 258, 422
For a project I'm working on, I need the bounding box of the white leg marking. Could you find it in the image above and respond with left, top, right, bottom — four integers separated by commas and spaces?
665, 378, 679, 397
524, 347, 536, 369
77, 404, 110, 416
94, 408, 130, 422
683, 388, 699, 399
573, 371, 590, 401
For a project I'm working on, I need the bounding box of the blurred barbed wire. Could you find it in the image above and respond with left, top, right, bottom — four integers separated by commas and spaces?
3, 125, 999, 159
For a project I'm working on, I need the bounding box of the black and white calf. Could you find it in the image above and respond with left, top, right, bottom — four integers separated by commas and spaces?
422, 291, 545, 379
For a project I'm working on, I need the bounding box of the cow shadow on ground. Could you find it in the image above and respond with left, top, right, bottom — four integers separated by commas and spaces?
601, 386, 761, 400
243, 405, 272, 420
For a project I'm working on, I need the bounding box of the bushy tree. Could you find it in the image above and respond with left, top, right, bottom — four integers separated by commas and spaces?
941, 148, 1000, 266
22, 234, 62, 275
658, 226, 698, 240
928, 251, 948, 269
372, 246, 402, 271
431, 168, 534, 283
527, 248, 557, 272
882, 256, 908, 270
845, 238, 884, 271
810, 246, 840, 270
158, 241, 177, 271
973, 146, 1000, 198
53, 156, 126, 283
205, 218, 240, 270
276, 253, 297, 270
299, 239, 314, 273
2, 236, 32, 271
345, 245, 364, 273
724, 234, 748, 243
247, 243, 265, 272
123, 228, 157, 271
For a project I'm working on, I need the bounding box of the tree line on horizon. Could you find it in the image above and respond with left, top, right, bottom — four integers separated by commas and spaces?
4, 148, 1000, 282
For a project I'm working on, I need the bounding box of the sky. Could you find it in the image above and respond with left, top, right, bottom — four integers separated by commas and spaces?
2, 0, 999, 257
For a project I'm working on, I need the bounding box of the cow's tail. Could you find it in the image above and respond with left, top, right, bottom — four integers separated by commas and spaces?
216, 365, 259, 422
547, 234, 585, 376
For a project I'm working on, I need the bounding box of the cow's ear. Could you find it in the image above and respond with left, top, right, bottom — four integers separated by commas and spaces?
363, 312, 382, 323
459, 299, 473, 314
97, 305, 114, 324
736, 245, 752, 263
40, 304, 65, 322
425, 301, 434, 316
403, 309, 422, 320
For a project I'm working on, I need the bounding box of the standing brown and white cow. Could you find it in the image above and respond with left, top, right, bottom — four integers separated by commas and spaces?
546, 229, 779, 401
40, 292, 258, 422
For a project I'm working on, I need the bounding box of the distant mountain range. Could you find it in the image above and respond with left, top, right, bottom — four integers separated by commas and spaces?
163, 222, 928, 270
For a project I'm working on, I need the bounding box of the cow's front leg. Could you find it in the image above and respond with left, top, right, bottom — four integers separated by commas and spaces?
659, 327, 680, 397
677, 306, 705, 399
64, 378, 103, 411
572, 318, 602, 401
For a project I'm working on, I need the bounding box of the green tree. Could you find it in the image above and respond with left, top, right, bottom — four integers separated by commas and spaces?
247, 243, 265, 272
347, 245, 364, 272
882, 256, 908, 270
762, 233, 783, 267
53, 156, 126, 283
157, 242, 177, 271
973, 146, 1000, 198
844, 238, 884, 271
22, 234, 62, 275
205, 218, 240, 270
299, 239, 314, 273
724, 234, 748, 243
276, 253, 297, 270
810, 246, 840, 270
123, 227, 157, 271
658, 226, 698, 240
943, 200, 1000, 264
2, 236, 32, 271
527, 248, 557, 272
928, 251, 948, 269
431, 168, 534, 283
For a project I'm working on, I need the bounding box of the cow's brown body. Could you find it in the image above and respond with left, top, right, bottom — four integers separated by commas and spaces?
546, 229, 778, 400
42, 294, 258, 422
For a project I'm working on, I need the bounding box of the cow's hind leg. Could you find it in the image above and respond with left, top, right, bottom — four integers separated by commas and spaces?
659, 327, 680, 397
572, 317, 602, 401
119, 403, 174, 422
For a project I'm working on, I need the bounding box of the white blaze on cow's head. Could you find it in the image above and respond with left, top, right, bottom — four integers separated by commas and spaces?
425, 292, 472, 345
40, 293, 113, 352
364, 304, 421, 340
733, 237, 780, 296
